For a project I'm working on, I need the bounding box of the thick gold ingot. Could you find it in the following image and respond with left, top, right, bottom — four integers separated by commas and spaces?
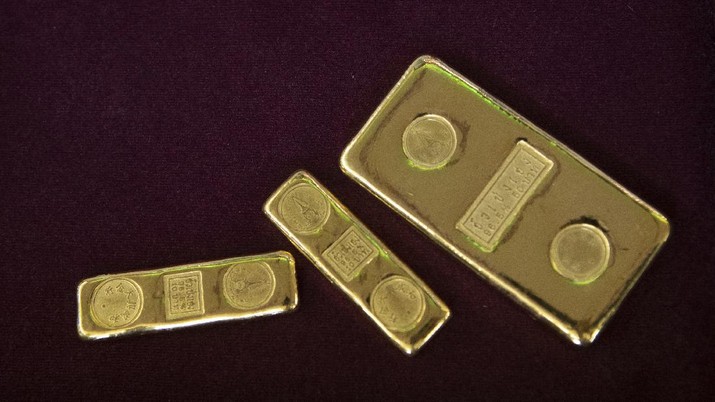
77, 251, 298, 339
340, 56, 670, 345
264, 170, 450, 355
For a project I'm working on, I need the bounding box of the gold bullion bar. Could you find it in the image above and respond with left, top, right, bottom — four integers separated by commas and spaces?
77, 251, 298, 339
340, 56, 670, 345
263, 170, 450, 355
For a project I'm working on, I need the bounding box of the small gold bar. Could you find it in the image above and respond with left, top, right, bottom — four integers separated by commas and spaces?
263, 170, 450, 355
77, 251, 298, 339
340, 56, 670, 345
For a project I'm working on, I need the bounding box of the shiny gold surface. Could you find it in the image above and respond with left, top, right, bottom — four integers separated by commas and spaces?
77, 251, 298, 339
340, 55, 670, 345
264, 170, 450, 355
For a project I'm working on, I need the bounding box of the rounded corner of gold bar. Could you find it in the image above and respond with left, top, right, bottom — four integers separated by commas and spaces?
401, 345, 419, 357
565, 320, 603, 347
656, 214, 671, 244
288, 169, 312, 182
410, 55, 439, 71
442, 306, 452, 323
77, 326, 94, 341
274, 250, 295, 263
572, 330, 598, 347
338, 148, 355, 174
261, 198, 274, 217
286, 295, 299, 312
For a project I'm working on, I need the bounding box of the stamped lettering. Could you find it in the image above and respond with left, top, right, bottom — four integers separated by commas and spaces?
163, 271, 205, 320
322, 226, 378, 281
457, 141, 554, 251
90, 278, 144, 329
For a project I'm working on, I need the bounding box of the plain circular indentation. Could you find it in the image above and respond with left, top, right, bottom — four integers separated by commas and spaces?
90, 278, 144, 329
222, 262, 276, 309
550, 223, 611, 284
370, 276, 426, 332
278, 184, 330, 234
402, 114, 458, 169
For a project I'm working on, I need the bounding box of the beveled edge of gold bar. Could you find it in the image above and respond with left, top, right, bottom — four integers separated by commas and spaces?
262, 170, 450, 355
339, 55, 671, 346
77, 251, 298, 340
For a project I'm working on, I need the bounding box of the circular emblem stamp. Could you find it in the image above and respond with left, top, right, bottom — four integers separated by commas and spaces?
370, 276, 426, 332
550, 223, 612, 284
278, 183, 330, 234
223, 262, 276, 309
402, 114, 458, 169
90, 278, 144, 329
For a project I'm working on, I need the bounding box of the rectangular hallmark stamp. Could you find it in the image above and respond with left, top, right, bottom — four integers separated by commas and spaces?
456, 140, 554, 251
323, 226, 379, 281
163, 271, 205, 320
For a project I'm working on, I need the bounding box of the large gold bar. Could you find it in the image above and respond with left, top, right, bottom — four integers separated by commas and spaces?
340, 56, 670, 345
263, 170, 450, 355
77, 251, 298, 339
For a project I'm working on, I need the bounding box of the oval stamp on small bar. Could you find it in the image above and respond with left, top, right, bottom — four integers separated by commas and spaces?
264, 170, 450, 355
77, 251, 298, 340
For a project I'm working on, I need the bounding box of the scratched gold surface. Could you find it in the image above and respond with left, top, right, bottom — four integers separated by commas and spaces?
340, 56, 670, 345
77, 251, 298, 339
264, 170, 450, 355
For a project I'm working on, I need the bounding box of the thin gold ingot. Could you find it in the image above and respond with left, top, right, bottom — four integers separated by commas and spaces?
264, 170, 450, 355
77, 251, 298, 339
340, 56, 670, 345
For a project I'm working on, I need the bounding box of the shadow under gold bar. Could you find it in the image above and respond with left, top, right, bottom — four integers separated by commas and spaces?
77, 251, 298, 339
340, 56, 670, 345
264, 170, 449, 355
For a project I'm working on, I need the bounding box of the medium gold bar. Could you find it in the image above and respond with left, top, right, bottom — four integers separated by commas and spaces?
263, 170, 450, 355
77, 251, 298, 339
340, 56, 670, 345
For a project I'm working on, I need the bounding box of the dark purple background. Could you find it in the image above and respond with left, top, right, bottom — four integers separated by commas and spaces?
1, 1, 713, 399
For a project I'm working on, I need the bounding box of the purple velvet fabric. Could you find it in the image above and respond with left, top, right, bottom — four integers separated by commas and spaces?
1, 1, 712, 399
